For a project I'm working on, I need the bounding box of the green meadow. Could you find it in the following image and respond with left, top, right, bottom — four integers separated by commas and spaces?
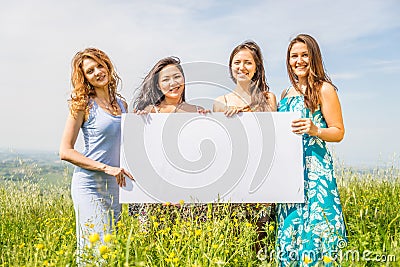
1, 154, 399, 266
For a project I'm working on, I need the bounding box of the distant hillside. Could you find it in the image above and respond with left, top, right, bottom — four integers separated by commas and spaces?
0, 150, 73, 184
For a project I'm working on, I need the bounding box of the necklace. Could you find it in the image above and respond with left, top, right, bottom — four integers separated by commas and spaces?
97, 97, 118, 115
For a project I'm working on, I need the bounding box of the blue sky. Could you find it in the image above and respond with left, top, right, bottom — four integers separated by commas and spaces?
0, 0, 399, 167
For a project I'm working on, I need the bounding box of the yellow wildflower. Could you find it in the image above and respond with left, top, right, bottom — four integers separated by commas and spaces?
35, 243, 44, 250
99, 245, 108, 255
268, 224, 275, 232
104, 234, 112, 243
89, 233, 100, 243
179, 199, 185, 206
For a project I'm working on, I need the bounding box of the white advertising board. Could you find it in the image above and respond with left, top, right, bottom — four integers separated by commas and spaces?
120, 112, 303, 203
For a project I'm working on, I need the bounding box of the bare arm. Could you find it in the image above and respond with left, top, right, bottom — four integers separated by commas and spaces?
59, 111, 133, 186
59, 111, 105, 171
318, 83, 345, 142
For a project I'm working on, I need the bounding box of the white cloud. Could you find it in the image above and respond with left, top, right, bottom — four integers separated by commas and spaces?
331, 72, 360, 80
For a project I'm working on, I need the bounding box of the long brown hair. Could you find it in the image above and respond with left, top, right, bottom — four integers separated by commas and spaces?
69, 47, 122, 118
133, 56, 185, 111
229, 40, 272, 111
286, 34, 337, 112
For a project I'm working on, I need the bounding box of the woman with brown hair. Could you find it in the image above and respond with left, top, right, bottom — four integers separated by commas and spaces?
59, 48, 133, 262
213, 40, 277, 115
276, 34, 347, 266
213, 40, 277, 252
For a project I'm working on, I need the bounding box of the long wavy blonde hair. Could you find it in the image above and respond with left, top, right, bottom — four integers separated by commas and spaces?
69, 47, 122, 118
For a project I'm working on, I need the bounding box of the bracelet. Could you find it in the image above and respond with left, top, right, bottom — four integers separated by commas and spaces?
317, 128, 322, 137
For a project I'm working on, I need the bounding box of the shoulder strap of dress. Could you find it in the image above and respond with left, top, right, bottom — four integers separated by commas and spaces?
152, 104, 159, 113
223, 95, 228, 107
281, 87, 292, 99
116, 98, 127, 113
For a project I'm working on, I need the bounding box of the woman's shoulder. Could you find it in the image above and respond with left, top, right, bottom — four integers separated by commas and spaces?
117, 98, 129, 112
319, 82, 336, 95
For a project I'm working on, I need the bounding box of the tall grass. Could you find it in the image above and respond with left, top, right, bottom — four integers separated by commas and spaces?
1, 162, 399, 266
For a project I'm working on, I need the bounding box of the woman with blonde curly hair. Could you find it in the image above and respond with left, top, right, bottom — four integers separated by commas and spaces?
59, 47, 133, 262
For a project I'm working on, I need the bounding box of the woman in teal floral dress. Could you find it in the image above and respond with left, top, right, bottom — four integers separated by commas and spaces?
276, 34, 347, 266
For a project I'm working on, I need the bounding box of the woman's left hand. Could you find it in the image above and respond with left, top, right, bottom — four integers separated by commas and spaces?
292, 118, 318, 136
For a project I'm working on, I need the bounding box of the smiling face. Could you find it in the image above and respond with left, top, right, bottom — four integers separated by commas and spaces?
289, 42, 310, 80
157, 64, 185, 100
230, 48, 257, 83
81, 57, 109, 89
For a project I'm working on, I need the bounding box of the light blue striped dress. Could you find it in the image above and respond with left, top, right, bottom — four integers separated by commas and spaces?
71, 98, 126, 256
276, 88, 347, 266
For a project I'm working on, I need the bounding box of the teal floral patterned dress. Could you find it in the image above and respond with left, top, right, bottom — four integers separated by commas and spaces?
276, 88, 347, 266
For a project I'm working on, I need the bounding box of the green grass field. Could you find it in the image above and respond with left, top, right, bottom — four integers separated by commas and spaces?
1, 160, 399, 266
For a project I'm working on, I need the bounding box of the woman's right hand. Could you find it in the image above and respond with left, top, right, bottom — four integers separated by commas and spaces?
104, 165, 134, 187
